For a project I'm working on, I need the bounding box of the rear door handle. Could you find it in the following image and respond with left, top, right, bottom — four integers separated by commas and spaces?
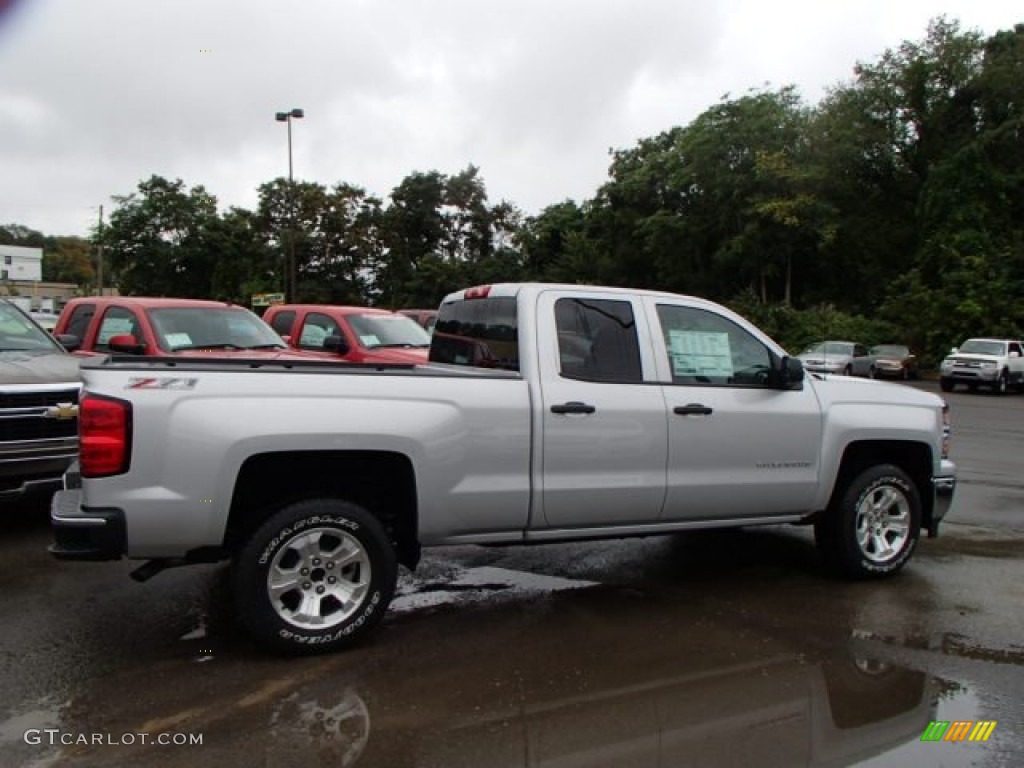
674, 404, 713, 416
551, 401, 596, 415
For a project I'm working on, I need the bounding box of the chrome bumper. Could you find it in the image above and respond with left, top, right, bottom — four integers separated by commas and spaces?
929, 459, 956, 537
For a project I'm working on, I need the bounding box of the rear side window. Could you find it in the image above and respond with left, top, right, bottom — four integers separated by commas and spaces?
555, 298, 642, 383
64, 304, 95, 340
429, 297, 519, 371
268, 310, 296, 337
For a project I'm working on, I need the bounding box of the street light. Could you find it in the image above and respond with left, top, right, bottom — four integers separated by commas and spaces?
274, 108, 304, 302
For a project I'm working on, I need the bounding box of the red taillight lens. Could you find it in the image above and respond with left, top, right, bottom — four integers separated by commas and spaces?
465, 284, 492, 299
79, 394, 132, 478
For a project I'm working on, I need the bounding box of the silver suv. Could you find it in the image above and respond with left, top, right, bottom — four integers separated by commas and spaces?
939, 338, 1024, 394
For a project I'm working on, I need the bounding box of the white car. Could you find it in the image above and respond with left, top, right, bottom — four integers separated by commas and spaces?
940, 338, 1024, 394
29, 312, 58, 332
797, 341, 866, 375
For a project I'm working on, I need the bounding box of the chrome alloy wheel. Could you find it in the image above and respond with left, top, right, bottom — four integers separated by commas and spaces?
854, 485, 911, 564
267, 527, 372, 630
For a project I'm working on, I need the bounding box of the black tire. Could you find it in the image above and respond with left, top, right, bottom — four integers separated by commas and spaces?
993, 370, 1009, 395
815, 464, 921, 579
939, 378, 954, 392
233, 498, 397, 655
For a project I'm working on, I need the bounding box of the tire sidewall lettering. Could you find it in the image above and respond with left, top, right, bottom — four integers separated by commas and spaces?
258, 515, 362, 565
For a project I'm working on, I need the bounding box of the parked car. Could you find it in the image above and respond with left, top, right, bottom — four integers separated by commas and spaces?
398, 308, 438, 335
29, 312, 59, 332
53, 282, 955, 654
796, 341, 866, 375
850, 344, 918, 380
263, 304, 431, 364
53, 297, 312, 360
0, 299, 80, 502
940, 338, 1024, 394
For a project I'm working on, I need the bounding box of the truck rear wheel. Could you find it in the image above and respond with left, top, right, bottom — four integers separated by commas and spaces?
815, 465, 921, 579
233, 498, 397, 654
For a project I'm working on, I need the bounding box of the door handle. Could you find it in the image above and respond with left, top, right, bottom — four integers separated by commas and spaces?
674, 403, 713, 416
551, 401, 596, 415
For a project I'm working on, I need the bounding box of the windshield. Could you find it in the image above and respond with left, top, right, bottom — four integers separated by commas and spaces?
802, 341, 854, 356
0, 302, 65, 354
871, 345, 909, 357
958, 340, 1005, 356
348, 314, 431, 348
148, 307, 286, 352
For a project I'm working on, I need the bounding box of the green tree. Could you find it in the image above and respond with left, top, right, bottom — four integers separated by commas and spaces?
104, 175, 220, 297
43, 236, 95, 286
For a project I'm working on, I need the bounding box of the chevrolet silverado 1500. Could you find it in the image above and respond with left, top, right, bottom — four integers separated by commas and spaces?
51, 283, 956, 653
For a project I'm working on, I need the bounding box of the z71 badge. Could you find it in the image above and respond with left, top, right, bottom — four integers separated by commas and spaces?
126, 377, 199, 390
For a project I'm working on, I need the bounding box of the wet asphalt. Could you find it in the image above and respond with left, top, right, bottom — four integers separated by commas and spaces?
1, 380, 1022, 767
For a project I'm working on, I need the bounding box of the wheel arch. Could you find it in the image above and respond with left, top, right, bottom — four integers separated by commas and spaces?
224, 450, 420, 570
824, 440, 934, 529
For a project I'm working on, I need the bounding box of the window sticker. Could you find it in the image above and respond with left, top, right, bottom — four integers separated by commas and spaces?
668, 330, 734, 378
359, 334, 381, 346
164, 332, 193, 348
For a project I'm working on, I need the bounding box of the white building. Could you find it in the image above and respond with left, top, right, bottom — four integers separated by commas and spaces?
0, 244, 43, 282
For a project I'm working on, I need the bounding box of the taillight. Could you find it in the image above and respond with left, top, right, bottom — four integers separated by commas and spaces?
465, 285, 492, 299
79, 394, 132, 477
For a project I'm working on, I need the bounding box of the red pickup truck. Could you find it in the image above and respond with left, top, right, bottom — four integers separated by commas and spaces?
263, 304, 431, 363
53, 297, 312, 360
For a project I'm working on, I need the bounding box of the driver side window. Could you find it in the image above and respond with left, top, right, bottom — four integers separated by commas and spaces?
656, 304, 772, 387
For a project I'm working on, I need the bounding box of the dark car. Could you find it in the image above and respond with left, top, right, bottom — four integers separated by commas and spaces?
0, 299, 81, 502
850, 344, 918, 380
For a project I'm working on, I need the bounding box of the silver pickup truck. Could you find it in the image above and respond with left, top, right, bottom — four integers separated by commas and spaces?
51, 283, 956, 654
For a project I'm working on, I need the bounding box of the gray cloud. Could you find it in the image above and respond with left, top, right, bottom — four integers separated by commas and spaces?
0, 0, 1015, 235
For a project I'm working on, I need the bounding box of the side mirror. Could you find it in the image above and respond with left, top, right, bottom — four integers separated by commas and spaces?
55, 334, 80, 352
108, 334, 146, 354
1010, 351, 1021, 358
774, 355, 804, 390
950, 347, 958, 355
322, 334, 351, 356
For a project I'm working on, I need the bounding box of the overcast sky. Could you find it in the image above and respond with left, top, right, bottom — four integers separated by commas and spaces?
0, 0, 1018, 238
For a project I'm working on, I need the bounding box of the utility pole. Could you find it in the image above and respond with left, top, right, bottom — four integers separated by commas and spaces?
96, 205, 105, 296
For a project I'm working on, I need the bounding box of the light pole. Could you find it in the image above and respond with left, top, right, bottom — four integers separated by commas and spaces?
275, 108, 304, 302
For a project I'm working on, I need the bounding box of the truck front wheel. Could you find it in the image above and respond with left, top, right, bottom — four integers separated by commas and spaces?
815, 465, 921, 579
233, 498, 397, 654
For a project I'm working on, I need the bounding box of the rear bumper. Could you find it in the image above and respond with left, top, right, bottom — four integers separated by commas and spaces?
49, 487, 125, 561
928, 459, 956, 537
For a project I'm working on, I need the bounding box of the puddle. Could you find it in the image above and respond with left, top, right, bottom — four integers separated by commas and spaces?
391, 564, 599, 612
0, 703, 63, 743
854, 686, 988, 767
